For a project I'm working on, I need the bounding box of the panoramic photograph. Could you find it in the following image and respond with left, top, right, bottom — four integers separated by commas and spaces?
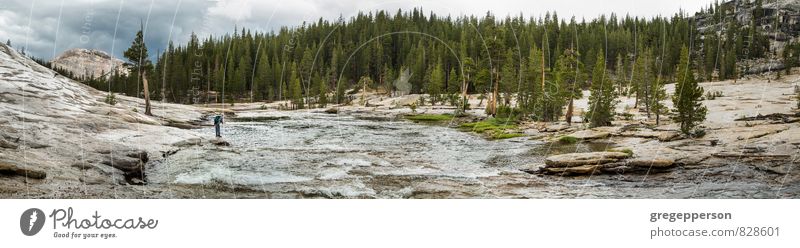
1, 0, 799, 200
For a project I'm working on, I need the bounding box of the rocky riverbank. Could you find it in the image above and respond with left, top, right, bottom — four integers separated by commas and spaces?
0, 43, 217, 198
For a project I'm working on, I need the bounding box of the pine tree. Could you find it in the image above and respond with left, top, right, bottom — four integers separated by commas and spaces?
123, 23, 153, 115
633, 50, 654, 117
357, 76, 373, 105
703, 36, 717, 81
523, 46, 543, 117
650, 76, 668, 125
235, 55, 250, 95
500, 49, 517, 106
614, 54, 626, 95
585, 50, 616, 127
224, 50, 236, 102
382, 64, 393, 94
254, 50, 271, 101
289, 62, 304, 109
672, 47, 707, 135
558, 49, 584, 125
428, 57, 444, 104
318, 74, 328, 108
447, 67, 459, 94
241, 42, 253, 95
335, 78, 346, 104
300, 47, 314, 95
796, 87, 800, 109
783, 41, 796, 75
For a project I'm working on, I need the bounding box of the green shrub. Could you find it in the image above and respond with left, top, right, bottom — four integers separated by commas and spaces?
460, 97, 471, 110
557, 135, 578, 144
104, 93, 117, 105
705, 90, 723, 100
619, 112, 634, 121
796, 85, 800, 109
690, 128, 706, 138
409, 103, 417, 113
797, 92, 800, 109
447, 94, 460, 106
495, 105, 521, 120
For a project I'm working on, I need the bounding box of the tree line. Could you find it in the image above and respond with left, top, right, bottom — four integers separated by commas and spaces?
38, 1, 776, 134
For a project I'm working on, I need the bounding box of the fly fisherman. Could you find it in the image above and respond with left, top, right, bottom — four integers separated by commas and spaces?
214, 114, 224, 138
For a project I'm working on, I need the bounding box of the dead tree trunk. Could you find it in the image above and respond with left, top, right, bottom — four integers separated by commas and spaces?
489, 68, 498, 116
461, 74, 468, 111
142, 71, 152, 116
566, 98, 574, 125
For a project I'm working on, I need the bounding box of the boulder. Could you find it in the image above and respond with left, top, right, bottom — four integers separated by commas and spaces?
567, 130, 610, 140
123, 150, 149, 163
0, 137, 18, 149
165, 120, 201, 129
626, 158, 675, 168
97, 148, 148, 183
542, 124, 569, 132
70, 162, 95, 170
542, 164, 601, 175
78, 169, 115, 185
657, 131, 682, 142
173, 138, 202, 147
210, 138, 230, 146
324, 108, 339, 114
0, 160, 46, 179
745, 61, 785, 74
742, 144, 768, 153
519, 163, 546, 174
101, 155, 143, 172
545, 152, 631, 168
26, 141, 50, 149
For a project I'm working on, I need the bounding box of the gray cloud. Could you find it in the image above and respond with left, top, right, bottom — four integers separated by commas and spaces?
0, 0, 714, 61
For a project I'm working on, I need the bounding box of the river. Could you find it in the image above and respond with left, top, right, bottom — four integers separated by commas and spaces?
147, 111, 782, 198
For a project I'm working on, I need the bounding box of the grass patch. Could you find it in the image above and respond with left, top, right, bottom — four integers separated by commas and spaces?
492, 133, 525, 140
557, 135, 578, 144
405, 114, 453, 122
459, 118, 518, 133
459, 118, 523, 139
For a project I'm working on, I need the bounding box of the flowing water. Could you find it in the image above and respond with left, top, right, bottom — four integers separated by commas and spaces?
148, 111, 779, 198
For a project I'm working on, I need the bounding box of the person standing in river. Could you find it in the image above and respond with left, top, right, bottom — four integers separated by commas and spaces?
214, 115, 224, 138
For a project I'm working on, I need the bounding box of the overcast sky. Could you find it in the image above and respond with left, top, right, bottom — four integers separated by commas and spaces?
0, 0, 715, 61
